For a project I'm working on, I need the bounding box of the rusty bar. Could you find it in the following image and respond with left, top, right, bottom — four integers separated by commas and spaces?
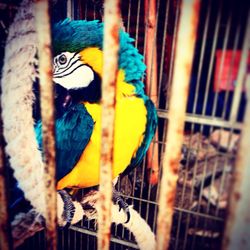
174, 4, 211, 247
144, 0, 159, 185
222, 33, 250, 249
98, 0, 120, 249
0, 100, 11, 250
222, 74, 250, 250
34, 1, 57, 250
156, 1, 200, 249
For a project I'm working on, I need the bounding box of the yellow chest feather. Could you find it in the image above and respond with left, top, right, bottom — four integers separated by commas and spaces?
57, 72, 147, 189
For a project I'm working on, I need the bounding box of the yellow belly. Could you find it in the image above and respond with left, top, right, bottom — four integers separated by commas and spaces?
57, 97, 147, 189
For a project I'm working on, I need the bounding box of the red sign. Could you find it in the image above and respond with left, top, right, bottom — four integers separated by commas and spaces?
214, 50, 250, 92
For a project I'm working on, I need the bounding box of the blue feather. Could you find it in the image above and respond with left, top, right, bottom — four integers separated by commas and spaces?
35, 104, 94, 180
52, 19, 146, 96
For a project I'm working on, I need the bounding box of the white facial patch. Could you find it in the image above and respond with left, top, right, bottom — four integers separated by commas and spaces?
53, 52, 94, 89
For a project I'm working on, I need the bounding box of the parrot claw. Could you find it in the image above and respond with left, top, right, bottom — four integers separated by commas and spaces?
58, 189, 75, 228
112, 189, 130, 223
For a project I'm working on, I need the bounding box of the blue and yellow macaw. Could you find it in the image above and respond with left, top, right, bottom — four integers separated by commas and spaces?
33, 19, 157, 222
35, 19, 157, 188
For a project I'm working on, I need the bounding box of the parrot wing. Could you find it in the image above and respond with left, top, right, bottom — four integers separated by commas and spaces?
35, 104, 94, 181
122, 97, 158, 177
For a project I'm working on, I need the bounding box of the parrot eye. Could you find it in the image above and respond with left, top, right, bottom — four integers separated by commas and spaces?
58, 54, 67, 65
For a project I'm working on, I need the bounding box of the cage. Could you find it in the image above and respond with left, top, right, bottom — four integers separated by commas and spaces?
0, 0, 249, 250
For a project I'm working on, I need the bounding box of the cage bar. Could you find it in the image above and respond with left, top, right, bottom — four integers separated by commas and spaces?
165, 0, 180, 111
67, 0, 74, 18
156, 0, 201, 249
157, 0, 170, 106
1, 0, 250, 249
230, 13, 250, 123
98, 0, 120, 249
34, 1, 57, 249
222, 74, 250, 250
222, 13, 250, 248
134, 0, 141, 49
144, 0, 159, 185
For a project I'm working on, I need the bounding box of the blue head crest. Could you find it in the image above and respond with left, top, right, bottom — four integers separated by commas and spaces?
52, 19, 146, 95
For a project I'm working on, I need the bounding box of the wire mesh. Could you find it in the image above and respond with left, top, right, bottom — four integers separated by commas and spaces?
0, 0, 249, 249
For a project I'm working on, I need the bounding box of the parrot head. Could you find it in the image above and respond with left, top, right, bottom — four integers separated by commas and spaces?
53, 49, 102, 107
53, 51, 95, 90
52, 19, 146, 110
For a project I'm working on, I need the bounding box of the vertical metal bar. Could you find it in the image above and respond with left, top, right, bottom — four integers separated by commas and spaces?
76, 0, 82, 20
200, 1, 222, 116
126, 0, 131, 33
98, 0, 120, 249
157, 0, 170, 107
174, 4, 212, 248
182, 2, 222, 248
144, 0, 159, 185
214, 14, 250, 221
84, 0, 88, 20
164, 1, 180, 110
198, 8, 245, 243
222, 14, 250, 248
230, 11, 250, 122
134, 0, 141, 49
67, 0, 74, 19
222, 74, 250, 250
210, 6, 232, 117
0, 101, 11, 250
152, 0, 176, 234
191, 4, 247, 247
221, 7, 242, 120
192, 0, 211, 115
34, 1, 57, 250
146, 0, 159, 97
93, 2, 96, 20
153, 0, 180, 234
156, 1, 200, 249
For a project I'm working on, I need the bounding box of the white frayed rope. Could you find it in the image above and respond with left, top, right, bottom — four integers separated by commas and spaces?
1, 0, 46, 216
111, 205, 156, 250
12, 191, 156, 249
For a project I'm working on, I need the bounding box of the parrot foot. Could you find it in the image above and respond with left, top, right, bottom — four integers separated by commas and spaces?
112, 189, 130, 223
58, 189, 75, 228
81, 190, 98, 220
